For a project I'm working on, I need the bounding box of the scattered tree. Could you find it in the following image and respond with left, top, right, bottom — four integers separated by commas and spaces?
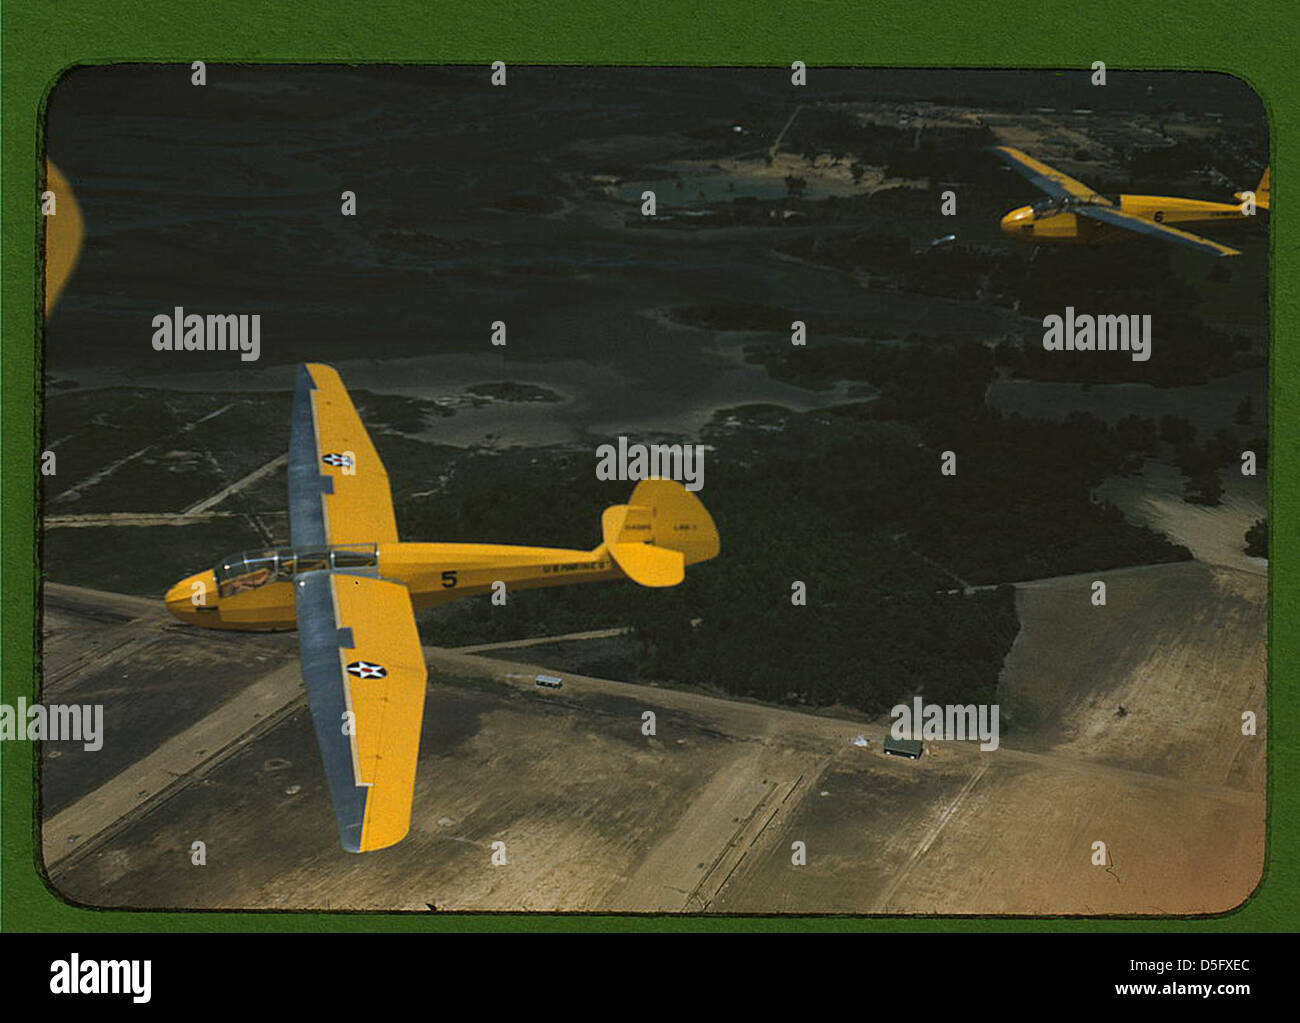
1244, 518, 1268, 558
1184, 471, 1223, 506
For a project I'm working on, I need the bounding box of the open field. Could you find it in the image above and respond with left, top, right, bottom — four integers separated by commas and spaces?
1098, 463, 1266, 576
42, 556, 1264, 914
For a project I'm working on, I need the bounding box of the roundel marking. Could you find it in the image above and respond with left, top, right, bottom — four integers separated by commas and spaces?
346, 660, 387, 679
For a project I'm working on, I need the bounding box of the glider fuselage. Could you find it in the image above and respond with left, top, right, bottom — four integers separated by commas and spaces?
165, 542, 622, 631
1000, 194, 1247, 246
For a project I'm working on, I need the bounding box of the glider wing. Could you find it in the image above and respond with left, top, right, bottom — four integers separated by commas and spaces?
1075, 203, 1241, 257
288, 362, 399, 547
995, 146, 1108, 203
294, 570, 427, 853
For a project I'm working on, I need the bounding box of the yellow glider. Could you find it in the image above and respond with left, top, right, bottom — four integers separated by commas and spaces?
996, 146, 1267, 257
165, 363, 720, 853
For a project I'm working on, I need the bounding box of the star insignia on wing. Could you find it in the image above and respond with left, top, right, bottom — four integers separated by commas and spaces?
346, 660, 387, 679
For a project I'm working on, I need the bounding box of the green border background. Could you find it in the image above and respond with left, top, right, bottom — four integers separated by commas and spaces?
2, 0, 1294, 933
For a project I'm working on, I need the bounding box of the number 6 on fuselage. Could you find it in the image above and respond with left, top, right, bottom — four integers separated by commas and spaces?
164, 363, 720, 853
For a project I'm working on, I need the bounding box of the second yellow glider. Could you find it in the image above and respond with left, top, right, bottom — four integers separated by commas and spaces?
996, 146, 1268, 258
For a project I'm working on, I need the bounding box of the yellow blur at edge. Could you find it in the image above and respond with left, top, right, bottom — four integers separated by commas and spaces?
44, 161, 85, 316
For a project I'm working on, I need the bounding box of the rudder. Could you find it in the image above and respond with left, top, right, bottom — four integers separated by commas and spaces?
600, 479, 720, 587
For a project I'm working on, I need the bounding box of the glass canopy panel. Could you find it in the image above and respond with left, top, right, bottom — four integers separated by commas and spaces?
214, 544, 378, 598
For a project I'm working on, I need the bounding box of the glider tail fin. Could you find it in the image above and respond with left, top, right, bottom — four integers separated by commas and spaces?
599, 479, 720, 587
1236, 167, 1269, 211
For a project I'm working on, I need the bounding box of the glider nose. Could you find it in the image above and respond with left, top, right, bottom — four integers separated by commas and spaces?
1000, 205, 1034, 237
166, 570, 218, 623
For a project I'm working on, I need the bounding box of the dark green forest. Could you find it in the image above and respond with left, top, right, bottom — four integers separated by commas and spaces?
405, 337, 1189, 715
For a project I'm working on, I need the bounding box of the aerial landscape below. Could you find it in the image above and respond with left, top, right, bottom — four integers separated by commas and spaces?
38, 65, 1267, 913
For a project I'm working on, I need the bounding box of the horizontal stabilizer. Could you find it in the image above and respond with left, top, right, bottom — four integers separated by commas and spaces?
607, 541, 685, 587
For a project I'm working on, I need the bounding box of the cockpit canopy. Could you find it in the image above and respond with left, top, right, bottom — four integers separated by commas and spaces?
215, 544, 378, 598
1030, 196, 1069, 214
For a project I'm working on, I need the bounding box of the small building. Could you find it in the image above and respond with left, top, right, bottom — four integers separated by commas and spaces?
883, 736, 924, 759
534, 674, 563, 689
